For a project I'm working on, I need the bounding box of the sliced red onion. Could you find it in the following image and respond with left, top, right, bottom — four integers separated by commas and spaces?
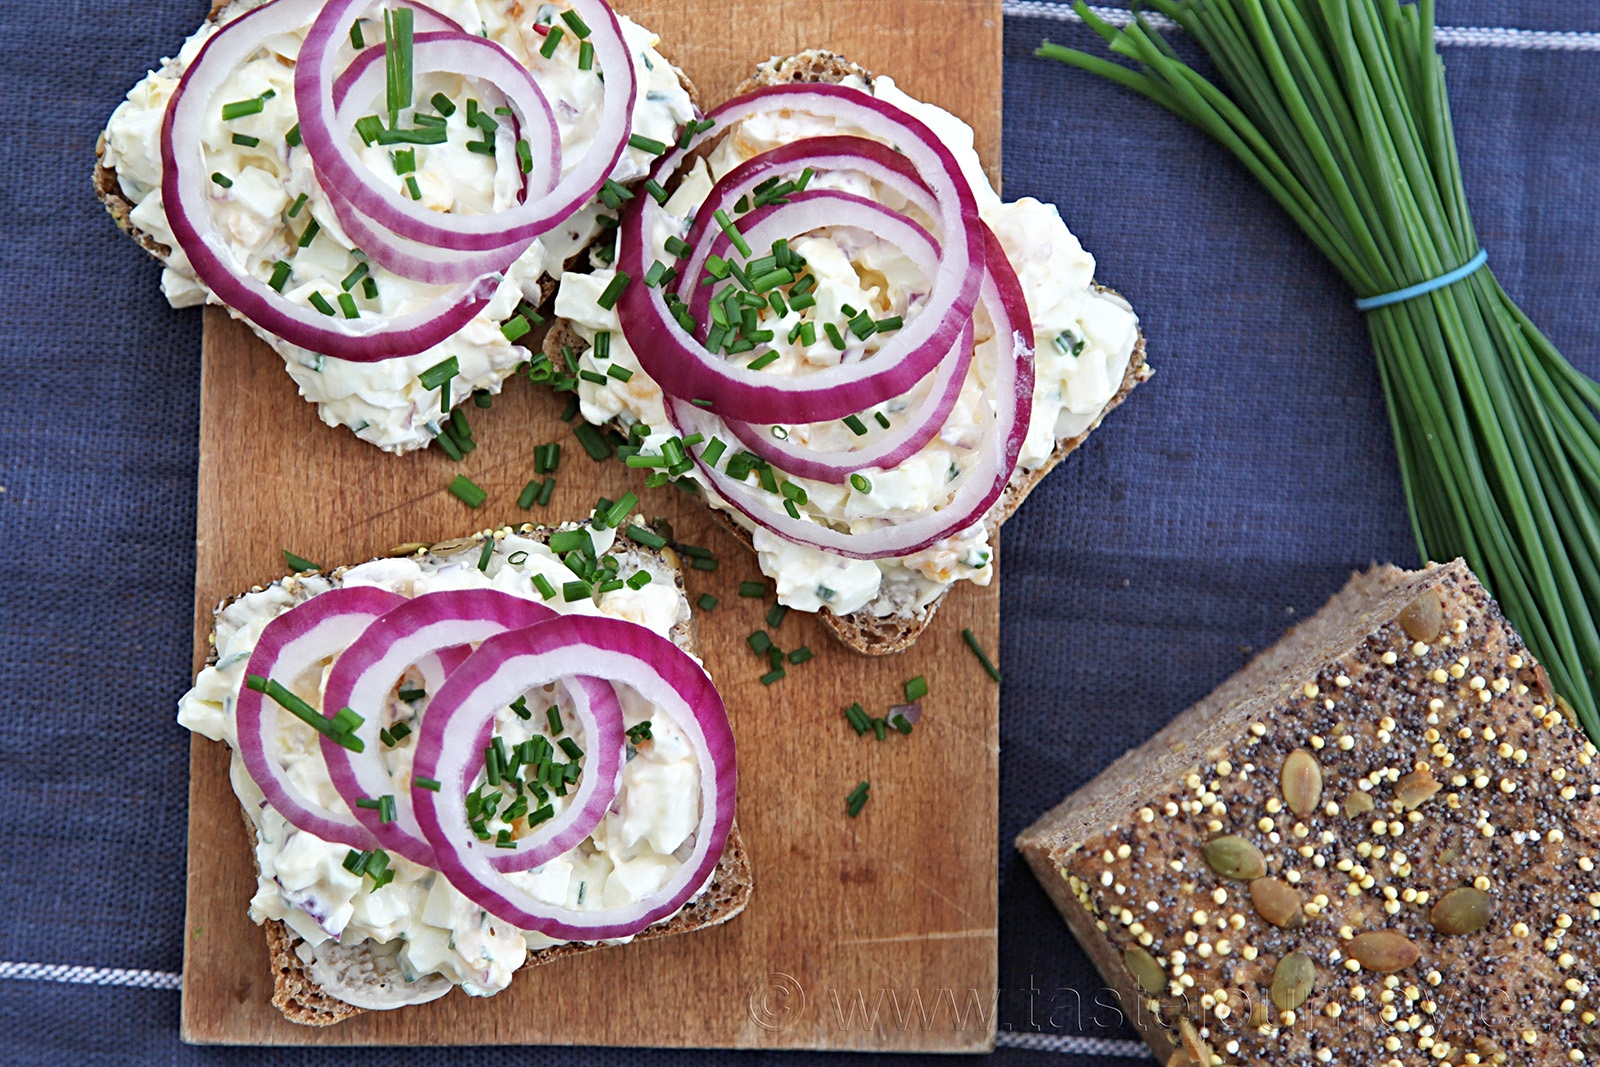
723, 320, 973, 483
235, 586, 407, 849
296, 0, 634, 252
319, 30, 555, 283
618, 84, 985, 424
668, 224, 1034, 559
160, 0, 498, 360
671, 136, 940, 311
321, 589, 567, 868
412, 616, 736, 941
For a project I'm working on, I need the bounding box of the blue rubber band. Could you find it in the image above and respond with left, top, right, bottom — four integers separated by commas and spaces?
1355, 249, 1489, 311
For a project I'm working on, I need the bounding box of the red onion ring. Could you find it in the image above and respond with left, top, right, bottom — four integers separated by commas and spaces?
160, 0, 497, 361
668, 223, 1033, 559
235, 585, 407, 848
618, 84, 985, 424
320, 589, 554, 868
412, 616, 736, 941
296, 0, 634, 252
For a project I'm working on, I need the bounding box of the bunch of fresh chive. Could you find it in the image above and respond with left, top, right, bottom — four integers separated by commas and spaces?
1041, 0, 1600, 741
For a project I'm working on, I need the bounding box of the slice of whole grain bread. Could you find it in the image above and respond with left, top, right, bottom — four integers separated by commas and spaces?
202, 521, 751, 1026
550, 48, 1150, 655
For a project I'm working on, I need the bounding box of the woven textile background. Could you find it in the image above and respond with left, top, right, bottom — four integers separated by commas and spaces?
3, 0, 1598, 1063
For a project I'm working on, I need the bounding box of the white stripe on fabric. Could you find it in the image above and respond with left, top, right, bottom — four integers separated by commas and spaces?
1003, 0, 1600, 51
0, 961, 182, 990
995, 1031, 1155, 1058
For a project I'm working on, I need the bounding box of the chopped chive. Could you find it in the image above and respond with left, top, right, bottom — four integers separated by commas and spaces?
739, 581, 766, 598
595, 271, 630, 311
268, 260, 292, 292
572, 423, 612, 461
845, 703, 870, 735
875, 315, 903, 333
850, 473, 872, 494
628, 133, 667, 155
872, 716, 887, 742
403, 174, 422, 200
663, 235, 693, 260
286, 193, 308, 219
399, 686, 425, 702
231, 133, 260, 148
341, 262, 370, 291
283, 550, 319, 572
285, 122, 302, 147
904, 675, 928, 702
748, 351, 779, 371
532, 573, 557, 600
642, 260, 668, 288
766, 602, 788, 629
337, 292, 360, 319
477, 537, 495, 571
558, 7, 592, 36
434, 430, 463, 462
760, 668, 786, 686
796, 167, 815, 190
362, 275, 380, 300
750, 268, 794, 293
484, 743, 501, 786
747, 630, 772, 654
562, 580, 592, 602
605, 364, 633, 383
430, 91, 456, 116
789, 293, 817, 312
419, 356, 457, 391
384, 6, 414, 119
625, 524, 666, 549
699, 438, 727, 468
798, 322, 817, 347
546, 704, 564, 736
577, 39, 594, 70
537, 477, 556, 506
474, 389, 492, 409
349, 17, 366, 48
518, 479, 543, 509
691, 556, 718, 572
220, 98, 265, 121
712, 209, 752, 257
307, 291, 336, 316
696, 593, 719, 612
449, 474, 487, 508
210, 172, 233, 188
296, 217, 321, 248
603, 492, 638, 529
353, 115, 385, 146
512, 137, 533, 174
846, 780, 869, 818
962, 628, 1001, 682
788, 647, 813, 665
624, 569, 652, 590
539, 24, 565, 58
848, 311, 876, 339
465, 138, 497, 156
510, 696, 531, 720
842, 414, 869, 436
824, 322, 846, 350
783, 499, 801, 519
245, 675, 362, 751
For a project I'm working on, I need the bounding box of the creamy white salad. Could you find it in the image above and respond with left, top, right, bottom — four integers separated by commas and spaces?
102, 0, 695, 453
177, 523, 706, 1005
555, 73, 1142, 620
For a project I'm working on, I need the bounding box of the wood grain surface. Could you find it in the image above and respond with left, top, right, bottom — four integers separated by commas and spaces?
181, 0, 1002, 1049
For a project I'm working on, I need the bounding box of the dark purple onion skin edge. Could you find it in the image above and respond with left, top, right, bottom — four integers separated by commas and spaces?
235, 585, 407, 850
411, 616, 736, 942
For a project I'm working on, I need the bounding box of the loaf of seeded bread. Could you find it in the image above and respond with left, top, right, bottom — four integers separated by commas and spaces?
1018, 559, 1600, 1066
549, 48, 1150, 656
201, 523, 752, 1026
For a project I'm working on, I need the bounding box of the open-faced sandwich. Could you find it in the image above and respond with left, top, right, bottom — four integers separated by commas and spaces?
548, 51, 1149, 653
96, 0, 694, 453
178, 517, 748, 1023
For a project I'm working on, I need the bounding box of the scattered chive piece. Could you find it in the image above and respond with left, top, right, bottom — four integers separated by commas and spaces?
477, 537, 495, 572
539, 24, 565, 58
465, 138, 497, 156
297, 217, 321, 248
824, 322, 846, 350
766, 602, 788, 629
210, 172, 233, 188
350, 17, 366, 48
341, 262, 370, 291
562, 580, 592, 602
603, 492, 638, 529
628, 133, 667, 155
871, 717, 888, 742
283, 550, 320, 572
511, 696, 531, 720
506, 550, 528, 565
697, 593, 719, 612
404, 175, 422, 200
625, 524, 665, 549
337, 292, 360, 319
474, 389, 492, 409
596, 271, 630, 311
532, 573, 557, 600
875, 315, 903, 333
308, 291, 336, 316
221, 98, 265, 121
850, 473, 872, 493
578, 39, 594, 69
286, 192, 308, 218
516, 139, 532, 174
606, 364, 633, 383
874, 411, 892, 430
691, 557, 718, 572
783, 499, 801, 519
962, 628, 1001, 682
712, 209, 752, 257
431, 92, 455, 116
846, 780, 869, 818
572, 423, 612, 461
904, 675, 929, 702
625, 569, 652, 590
449, 474, 487, 508
434, 429, 463, 461
747, 631, 772, 654
760, 668, 785, 686
384, 6, 414, 119
500, 314, 532, 343
747, 351, 779, 371
700, 438, 727, 468
518, 479, 543, 509
546, 704, 564, 736
842, 414, 868, 436
268, 260, 292, 292
788, 646, 813, 665
285, 122, 302, 147
845, 703, 870, 735
537, 477, 556, 506
419, 355, 458, 391
849, 311, 876, 339
231, 133, 260, 148
889, 711, 914, 736
739, 580, 766, 598
559, 7, 591, 36
354, 115, 384, 146
664, 235, 692, 260
362, 275, 380, 299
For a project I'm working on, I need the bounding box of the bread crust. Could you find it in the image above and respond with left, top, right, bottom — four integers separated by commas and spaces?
202, 523, 751, 1026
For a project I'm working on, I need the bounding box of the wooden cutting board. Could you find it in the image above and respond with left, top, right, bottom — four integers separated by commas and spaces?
180, 0, 1002, 1050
